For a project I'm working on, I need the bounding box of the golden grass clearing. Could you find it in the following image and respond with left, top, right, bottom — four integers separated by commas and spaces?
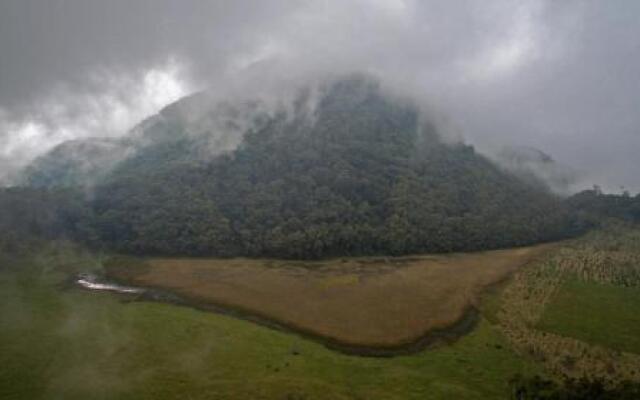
107, 245, 554, 349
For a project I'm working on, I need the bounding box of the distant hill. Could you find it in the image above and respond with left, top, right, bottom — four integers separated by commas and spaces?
21, 138, 133, 188
567, 187, 640, 224
19, 74, 579, 258
21, 91, 262, 188
493, 146, 578, 195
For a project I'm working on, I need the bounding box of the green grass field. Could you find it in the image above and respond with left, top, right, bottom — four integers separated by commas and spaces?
537, 279, 640, 354
6, 228, 640, 399
0, 245, 543, 400
488, 226, 640, 381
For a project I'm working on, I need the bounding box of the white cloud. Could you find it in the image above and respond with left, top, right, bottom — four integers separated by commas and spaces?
0, 59, 191, 184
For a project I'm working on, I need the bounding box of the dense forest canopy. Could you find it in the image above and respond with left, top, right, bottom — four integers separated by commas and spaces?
0, 187, 89, 253
3, 75, 625, 259
567, 187, 640, 224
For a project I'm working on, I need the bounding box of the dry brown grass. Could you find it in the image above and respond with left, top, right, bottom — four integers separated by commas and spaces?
107, 244, 552, 348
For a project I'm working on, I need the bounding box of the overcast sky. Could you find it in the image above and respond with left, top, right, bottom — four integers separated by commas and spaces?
1, 0, 639, 192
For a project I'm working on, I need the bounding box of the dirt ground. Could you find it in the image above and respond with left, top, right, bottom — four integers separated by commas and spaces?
107, 245, 554, 348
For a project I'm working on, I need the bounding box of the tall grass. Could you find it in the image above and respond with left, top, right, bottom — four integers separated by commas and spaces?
492, 225, 640, 382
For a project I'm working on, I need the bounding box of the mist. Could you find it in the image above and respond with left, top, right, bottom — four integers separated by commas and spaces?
1, 0, 639, 192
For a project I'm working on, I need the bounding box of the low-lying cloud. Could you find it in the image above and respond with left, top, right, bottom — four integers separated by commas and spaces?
1, 0, 639, 192
0, 60, 191, 184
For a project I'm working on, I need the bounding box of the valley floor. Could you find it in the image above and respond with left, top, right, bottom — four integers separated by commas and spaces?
104, 245, 553, 353
1, 226, 639, 399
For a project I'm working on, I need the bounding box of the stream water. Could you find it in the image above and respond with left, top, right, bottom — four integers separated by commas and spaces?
76, 273, 144, 294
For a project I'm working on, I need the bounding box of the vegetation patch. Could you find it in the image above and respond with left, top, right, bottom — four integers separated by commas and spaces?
0, 247, 544, 400
537, 280, 640, 354
105, 245, 553, 351
491, 225, 640, 382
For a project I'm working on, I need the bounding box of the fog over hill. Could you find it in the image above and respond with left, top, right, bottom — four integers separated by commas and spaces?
492, 146, 579, 195
1, 1, 640, 192
3, 4, 640, 399
22, 75, 577, 196
11, 75, 578, 258
20, 91, 272, 188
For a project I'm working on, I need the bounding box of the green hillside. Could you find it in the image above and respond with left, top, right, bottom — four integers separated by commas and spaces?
13, 75, 580, 259
85, 75, 577, 258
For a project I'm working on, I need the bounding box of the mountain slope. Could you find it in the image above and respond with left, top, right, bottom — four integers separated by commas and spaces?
21, 91, 266, 188
21, 138, 133, 188
80, 75, 577, 258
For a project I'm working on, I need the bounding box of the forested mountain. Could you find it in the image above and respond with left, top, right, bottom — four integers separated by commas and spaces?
21, 138, 133, 188
13, 74, 583, 258
21, 91, 260, 188
3, 75, 592, 258
0, 187, 89, 253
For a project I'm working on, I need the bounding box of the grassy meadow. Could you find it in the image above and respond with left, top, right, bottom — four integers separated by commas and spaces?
105, 245, 552, 349
537, 279, 640, 354
3, 226, 640, 399
491, 225, 640, 381
0, 244, 542, 400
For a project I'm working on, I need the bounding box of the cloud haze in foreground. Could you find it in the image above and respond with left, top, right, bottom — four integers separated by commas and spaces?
1, 0, 638, 192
